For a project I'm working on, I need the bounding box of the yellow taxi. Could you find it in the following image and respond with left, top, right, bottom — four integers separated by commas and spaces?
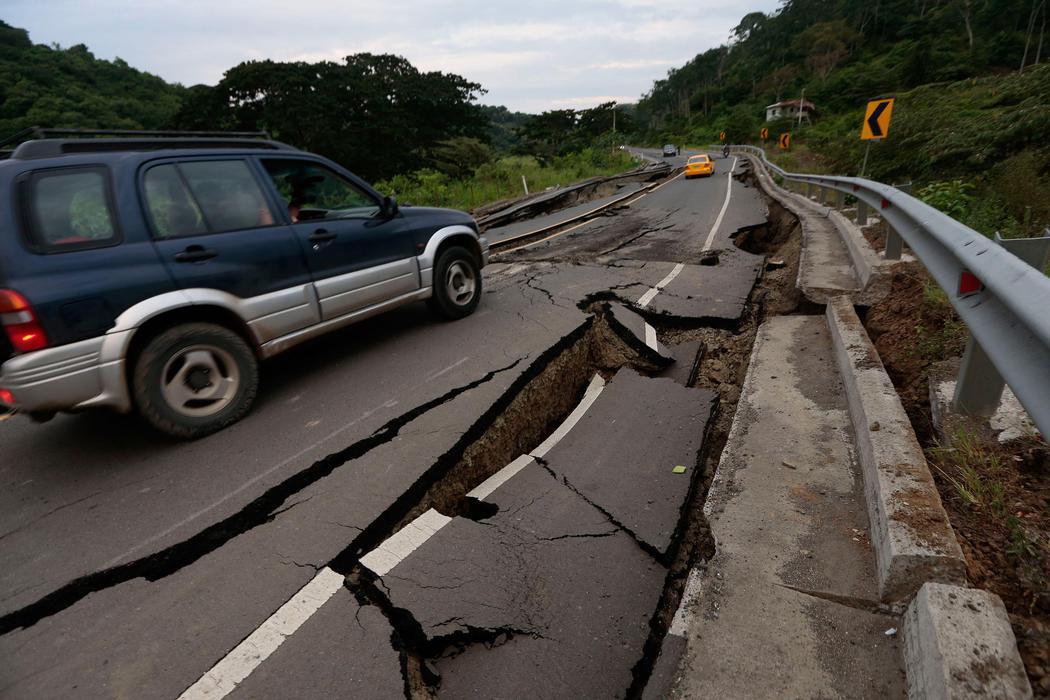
684, 154, 715, 178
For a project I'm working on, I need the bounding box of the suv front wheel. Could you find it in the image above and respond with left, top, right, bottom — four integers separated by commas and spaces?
429, 245, 481, 320
132, 323, 259, 439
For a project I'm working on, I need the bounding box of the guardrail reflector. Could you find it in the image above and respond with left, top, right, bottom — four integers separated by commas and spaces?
958, 271, 982, 297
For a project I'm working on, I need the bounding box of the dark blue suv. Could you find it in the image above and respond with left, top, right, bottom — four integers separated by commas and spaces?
0, 129, 488, 438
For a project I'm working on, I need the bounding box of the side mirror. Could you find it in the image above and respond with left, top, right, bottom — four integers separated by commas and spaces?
381, 195, 399, 218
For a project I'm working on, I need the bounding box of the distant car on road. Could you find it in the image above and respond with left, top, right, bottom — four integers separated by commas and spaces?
684, 154, 715, 178
662, 144, 677, 157
0, 128, 489, 438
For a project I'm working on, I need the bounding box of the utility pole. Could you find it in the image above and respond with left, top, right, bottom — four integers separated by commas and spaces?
797, 88, 806, 133
612, 103, 617, 133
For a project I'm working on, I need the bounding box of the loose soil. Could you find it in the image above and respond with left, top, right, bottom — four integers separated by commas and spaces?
864, 264, 1050, 696
863, 264, 966, 442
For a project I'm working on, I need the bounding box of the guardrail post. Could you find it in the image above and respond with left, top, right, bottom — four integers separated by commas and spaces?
835, 190, 846, 210
805, 182, 813, 199
952, 230, 1050, 417
856, 200, 868, 226
884, 228, 903, 259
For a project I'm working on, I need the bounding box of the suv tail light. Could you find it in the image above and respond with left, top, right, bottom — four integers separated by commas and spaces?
0, 290, 49, 353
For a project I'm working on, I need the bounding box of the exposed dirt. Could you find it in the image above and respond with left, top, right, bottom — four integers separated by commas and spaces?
863, 264, 1050, 695
862, 264, 967, 443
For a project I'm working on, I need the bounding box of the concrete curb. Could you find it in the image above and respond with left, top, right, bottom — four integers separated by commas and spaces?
827, 208, 894, 302
904, 582, 1033, 699
825, 296, 967, 602
744, 155, 895, 304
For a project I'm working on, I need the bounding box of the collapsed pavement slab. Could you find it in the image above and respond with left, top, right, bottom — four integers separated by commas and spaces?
536, 367, 715, 557
659, 315, 905, 699
376, 461, 665, 699
642, 259, 762, 325
605, 301, 674, 365
657, 340, 703, 387
228, 587, 403, 699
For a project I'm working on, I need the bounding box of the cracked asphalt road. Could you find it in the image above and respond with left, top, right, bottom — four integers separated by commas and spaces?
0, 149, 768, 699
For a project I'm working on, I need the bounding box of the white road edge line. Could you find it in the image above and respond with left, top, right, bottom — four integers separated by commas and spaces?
359, 508, 453, 576
644, 323, 658, 351
529, 373, 607, 459
185, 372, 611, 698
178, 566, 346, 700
467, 454, 536, 501
701, 156, 737, 253
637, 262, 685, 308
668, 567, 705, 637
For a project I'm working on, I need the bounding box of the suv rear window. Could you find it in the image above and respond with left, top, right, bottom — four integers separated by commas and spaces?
24, 167, 119, 252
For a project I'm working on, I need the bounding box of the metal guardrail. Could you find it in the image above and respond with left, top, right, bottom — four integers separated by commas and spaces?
730, 144, 1050, 439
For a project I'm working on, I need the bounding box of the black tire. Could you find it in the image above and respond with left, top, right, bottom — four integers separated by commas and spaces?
428, 245, 482, 320
132, 322, 259, 439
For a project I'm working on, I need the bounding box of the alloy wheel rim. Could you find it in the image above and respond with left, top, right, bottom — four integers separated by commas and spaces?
445, 261, 476, 306
160, 344, 240, 418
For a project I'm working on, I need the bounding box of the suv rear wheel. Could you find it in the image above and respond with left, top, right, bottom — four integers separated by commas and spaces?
132, 323, 258, 439
429, 245, 481, 320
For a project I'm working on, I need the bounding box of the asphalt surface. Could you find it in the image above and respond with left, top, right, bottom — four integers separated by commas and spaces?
0, 148, 769, 699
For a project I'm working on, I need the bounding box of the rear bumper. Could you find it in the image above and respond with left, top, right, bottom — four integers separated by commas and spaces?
0, 334, 131, 414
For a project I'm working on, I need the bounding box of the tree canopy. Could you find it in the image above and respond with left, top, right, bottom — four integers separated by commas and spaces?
0, 21, 184, 136
636, 0, 1048, 129
171, 54, 489, 181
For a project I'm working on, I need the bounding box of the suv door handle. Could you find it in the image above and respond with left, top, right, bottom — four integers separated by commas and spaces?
308, 229, 337, 244
173, 245, 218, 263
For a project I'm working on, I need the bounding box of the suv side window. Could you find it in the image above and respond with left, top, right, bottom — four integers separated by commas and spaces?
24, 167, 119, 252
143, 164, 208, 238
261, 159, 379, 223
143, 160, 275, 239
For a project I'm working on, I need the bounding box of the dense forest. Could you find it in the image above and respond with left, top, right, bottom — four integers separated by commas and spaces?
636, 0, 1046, 133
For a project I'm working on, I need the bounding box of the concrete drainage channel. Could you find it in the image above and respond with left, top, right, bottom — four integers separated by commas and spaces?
326, 205, 808, 696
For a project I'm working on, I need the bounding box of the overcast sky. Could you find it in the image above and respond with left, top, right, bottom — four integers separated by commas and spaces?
3, 0, 781, 113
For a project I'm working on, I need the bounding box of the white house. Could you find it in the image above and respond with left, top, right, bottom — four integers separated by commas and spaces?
765, 98, 816, 123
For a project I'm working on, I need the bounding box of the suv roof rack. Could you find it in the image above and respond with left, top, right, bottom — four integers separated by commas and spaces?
1, 127, 298, 160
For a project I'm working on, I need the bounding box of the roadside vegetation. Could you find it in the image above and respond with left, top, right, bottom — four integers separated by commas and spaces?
376, 141, 638, 212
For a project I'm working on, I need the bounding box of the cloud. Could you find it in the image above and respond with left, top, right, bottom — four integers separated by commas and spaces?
1, 0, 781, 112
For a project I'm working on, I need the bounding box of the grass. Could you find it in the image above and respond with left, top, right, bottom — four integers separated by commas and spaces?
927, 429, 1006, 513
375, 148, 640, 212
927, 429, 1047, 574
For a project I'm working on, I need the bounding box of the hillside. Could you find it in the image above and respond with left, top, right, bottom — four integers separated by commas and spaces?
634, 0, 1050, 235
0, 21, 185, 136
